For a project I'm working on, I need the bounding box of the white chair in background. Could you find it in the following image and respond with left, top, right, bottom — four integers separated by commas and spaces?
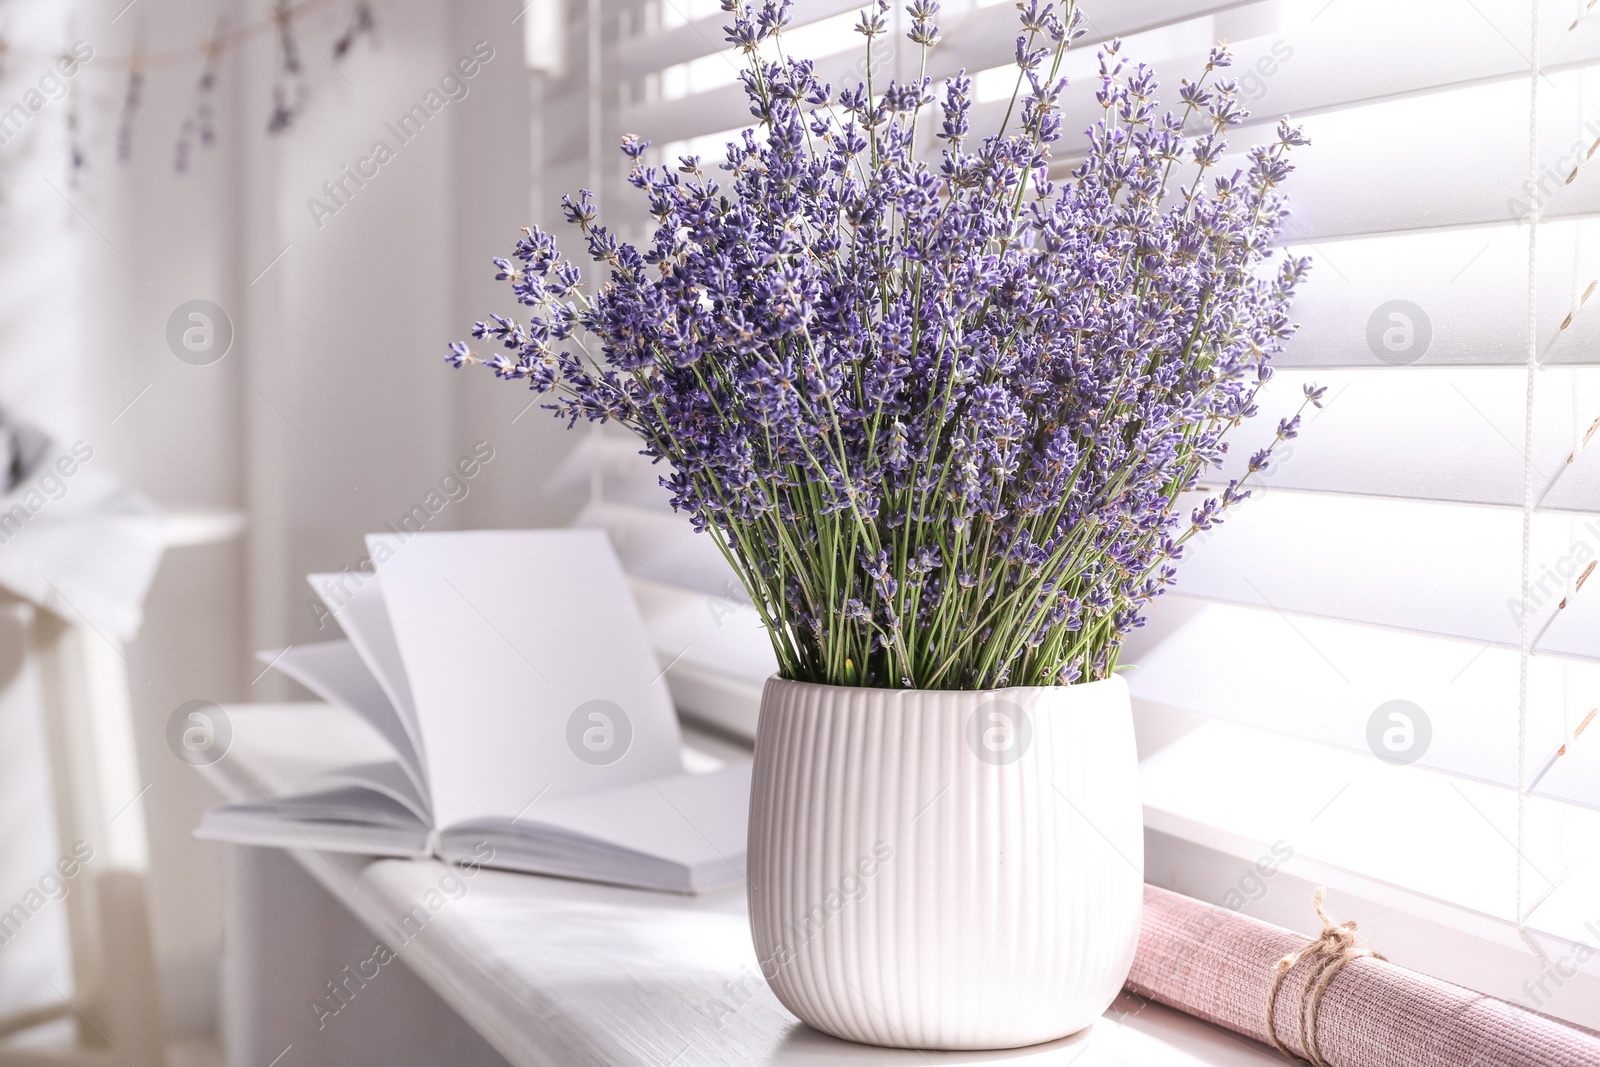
0, 430, 169, 1067
0, 594, 168, 1067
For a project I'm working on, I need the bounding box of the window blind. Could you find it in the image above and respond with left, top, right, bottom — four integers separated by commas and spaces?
524, 0, 1600, 912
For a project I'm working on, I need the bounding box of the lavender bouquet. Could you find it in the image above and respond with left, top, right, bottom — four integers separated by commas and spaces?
450, 0, 1317, 691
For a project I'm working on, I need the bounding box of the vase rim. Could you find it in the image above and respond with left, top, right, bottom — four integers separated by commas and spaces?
761, 672, 1128, 698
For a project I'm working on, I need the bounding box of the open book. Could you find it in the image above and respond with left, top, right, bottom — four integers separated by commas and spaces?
196, 530, 750, 894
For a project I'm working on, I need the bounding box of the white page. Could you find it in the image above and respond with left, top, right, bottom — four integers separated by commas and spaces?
196, 790, 429, 858
517, 762, 749, 877
307, 573, 427, 779
308, 760, 431, 823
371, 530, 683, 829
259, 641, 428, 803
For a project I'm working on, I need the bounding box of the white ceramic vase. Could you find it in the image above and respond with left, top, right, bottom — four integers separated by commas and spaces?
746, 674, 1143, 1050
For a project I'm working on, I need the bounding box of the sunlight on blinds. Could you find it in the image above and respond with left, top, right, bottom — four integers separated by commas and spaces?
527, 0, 1600, 941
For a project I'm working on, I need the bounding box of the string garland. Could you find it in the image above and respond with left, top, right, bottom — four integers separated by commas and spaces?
0, 0, 377, 176
0, 0, 349, 70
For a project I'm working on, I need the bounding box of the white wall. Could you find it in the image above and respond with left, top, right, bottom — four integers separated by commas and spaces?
0, 0, 581, 1044
237, 0, 585, 659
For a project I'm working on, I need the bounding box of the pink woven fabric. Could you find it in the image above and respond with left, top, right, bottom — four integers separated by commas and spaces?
1126, 885, 1600, 1067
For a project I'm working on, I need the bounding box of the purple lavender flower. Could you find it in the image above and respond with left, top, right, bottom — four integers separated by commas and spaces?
449, 0, 1314, 690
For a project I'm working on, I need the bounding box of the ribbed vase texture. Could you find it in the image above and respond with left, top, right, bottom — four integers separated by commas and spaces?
746, 675, 1144, 1049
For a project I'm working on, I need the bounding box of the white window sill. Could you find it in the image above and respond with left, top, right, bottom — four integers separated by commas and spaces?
206, 704, 1294, 1067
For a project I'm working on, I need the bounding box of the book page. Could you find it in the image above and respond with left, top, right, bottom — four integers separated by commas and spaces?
196, 788, 429, 858
519, 762, 748, 879
438, 762, 751, 892
308, 573, 428, 779
370, 530, 684, 829
308, 761, 431, 823
260, 640, 428, 804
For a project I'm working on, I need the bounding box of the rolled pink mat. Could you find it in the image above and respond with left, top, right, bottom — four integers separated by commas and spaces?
1126, 884, 1600, 1067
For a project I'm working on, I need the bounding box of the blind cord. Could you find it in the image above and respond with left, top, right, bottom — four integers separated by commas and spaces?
1516, 0, 1539, 941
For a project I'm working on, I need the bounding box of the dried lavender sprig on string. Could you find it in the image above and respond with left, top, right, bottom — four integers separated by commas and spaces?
116, 58, 144, 163
267, 8, 305, 135
175, 26, 224, 173
66, 50, 86, 185
451, 0, 1315, 690
331, 2, 375, 60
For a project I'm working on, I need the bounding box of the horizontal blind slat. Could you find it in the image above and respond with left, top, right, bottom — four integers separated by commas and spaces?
963, 6, 1600, 158
610, 0, 1260, 80
1213, 367, 1600, 509
596, 80, 1600, 254
573, 500, 740, 597
630, 576, 772, 673
1170, 490, 1600, 657
1121, 595, 1594, 801
611, 0, 866, 81
1162, 71, 1600, 241
1274, 224, 1600, 370
614, 0, 1260, 144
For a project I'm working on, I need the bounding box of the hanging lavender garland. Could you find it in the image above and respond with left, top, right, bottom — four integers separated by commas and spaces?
452, 0, 1320, 690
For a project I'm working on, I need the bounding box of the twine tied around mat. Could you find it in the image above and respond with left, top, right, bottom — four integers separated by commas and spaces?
1264, 887, 1386, 1067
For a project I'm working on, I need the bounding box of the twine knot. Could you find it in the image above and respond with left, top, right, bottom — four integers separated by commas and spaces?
1264, 888, 1385, 1067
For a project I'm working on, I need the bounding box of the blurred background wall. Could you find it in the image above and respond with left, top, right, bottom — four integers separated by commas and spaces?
0, 0, 581, 1046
